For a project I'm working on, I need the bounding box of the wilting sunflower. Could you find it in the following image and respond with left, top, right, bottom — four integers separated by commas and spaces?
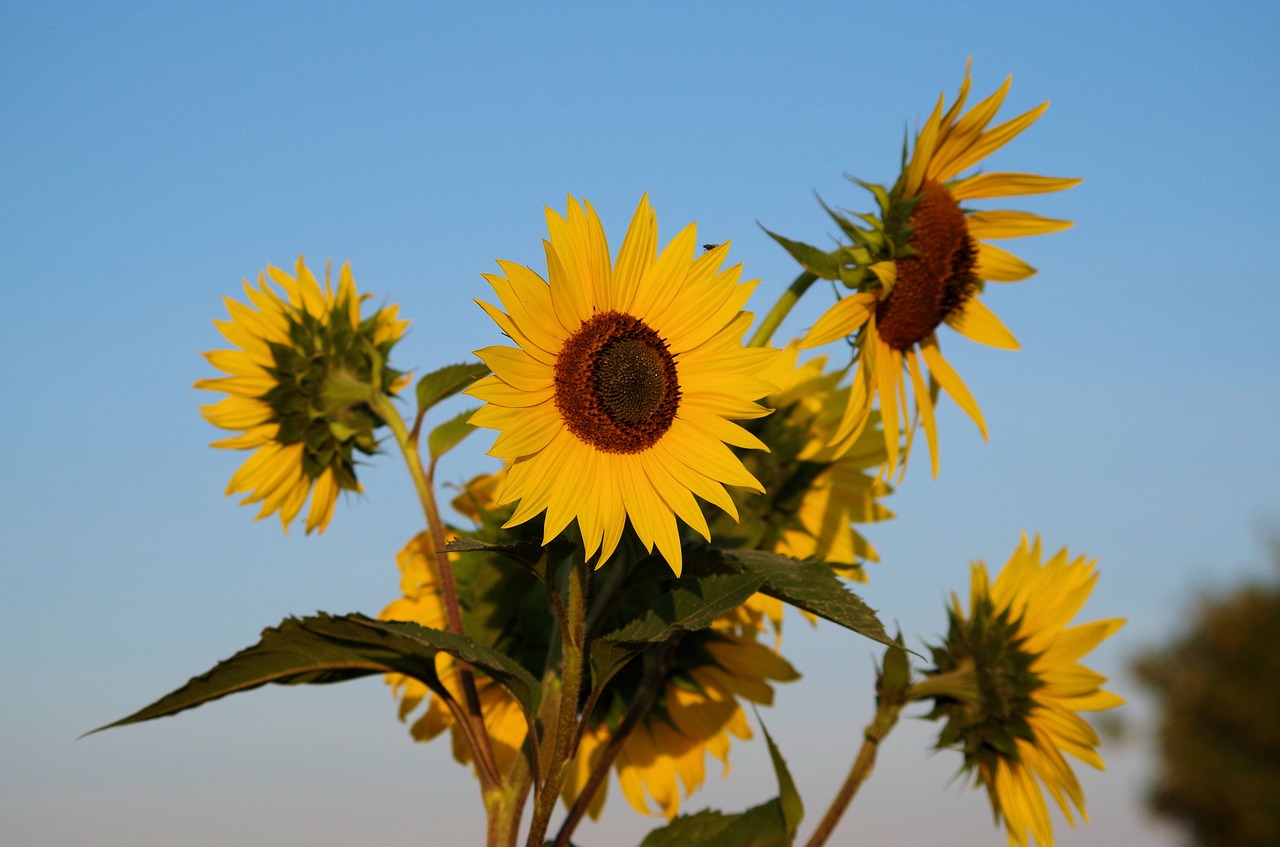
563, 624, 800, 821
380, 532, 529, 777
925, 535, 1125, 847
802, 61, 1080, 477
195, 257, 408, 533
465, 195, 777, 575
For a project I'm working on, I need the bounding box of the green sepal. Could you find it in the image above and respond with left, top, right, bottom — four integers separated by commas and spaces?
86, 612, 541, 735
759, 226, 841, 280
428, 407, 479, 461
414, 362, 490, 416
846, 177, 893, 217
636, 716, 801, 846
589, 572, 768, 693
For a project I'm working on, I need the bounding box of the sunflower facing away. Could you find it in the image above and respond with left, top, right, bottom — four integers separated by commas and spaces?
465, 196, 777, 575
195, 257, 408, 533
926, 535, 1125, 847
802, 61, 1080, 478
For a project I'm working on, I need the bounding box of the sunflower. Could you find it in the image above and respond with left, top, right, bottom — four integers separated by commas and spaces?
380, 532, 529, 777
563, 624, 800, 821
195, 257, 408, 533
465, 195, 777, 575
926, 535, 1125, 847
802, 61, 1080, 478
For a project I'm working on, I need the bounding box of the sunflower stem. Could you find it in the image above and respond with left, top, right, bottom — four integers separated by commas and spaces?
803, 697, 903, 847
485, 765, 533, 847
525, 546, 589, 847
552, 638, 678, 847
371, 391, 504, 790
748, 270, 818, 348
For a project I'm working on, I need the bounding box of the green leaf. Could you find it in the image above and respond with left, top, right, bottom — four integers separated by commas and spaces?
720, 549, 897, 650
87, 613, 540, 735
879, 631, 912, 701
759, 716, 803, 839
415, 361, 489, 416
428, 407, 479, 461
759, 226, 841, 280
590, 572, 767, 690
638, 802, 792, 847
360, 617, 542, 718
635, 717, 801, 847
636, 719, 801, 847
444, 536, 571, 585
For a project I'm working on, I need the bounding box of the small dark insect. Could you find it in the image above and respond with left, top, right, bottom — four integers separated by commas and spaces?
701, 243, 722, 252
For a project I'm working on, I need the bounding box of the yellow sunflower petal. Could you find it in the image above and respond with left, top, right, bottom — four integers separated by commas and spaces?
919, 336, 988, 439
966, 211, 1074, 240
944, 296, 1021, 350
976, 241, 1038, 282
802, 293, 877, 349
950, 173, 1083, 201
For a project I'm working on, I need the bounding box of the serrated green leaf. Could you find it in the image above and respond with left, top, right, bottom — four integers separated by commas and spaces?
428, 407, 479, 461
759, 226, 841, 280
590, 572, 767, 690
444, 536, 569, 584
415, 362, 489, 416
88, 612, 540, 736
720, 549, 897, 650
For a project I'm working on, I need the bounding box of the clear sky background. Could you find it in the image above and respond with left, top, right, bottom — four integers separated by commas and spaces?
3, 2, 1278, 845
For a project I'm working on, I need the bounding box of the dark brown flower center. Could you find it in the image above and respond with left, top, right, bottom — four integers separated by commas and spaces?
554, 311, 680, 453
876, 180, 978, 351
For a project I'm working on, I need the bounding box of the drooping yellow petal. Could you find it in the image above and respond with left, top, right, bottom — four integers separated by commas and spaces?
801, 293, 877, 349
919, 336, 988, 439
944, 296, 1021, 350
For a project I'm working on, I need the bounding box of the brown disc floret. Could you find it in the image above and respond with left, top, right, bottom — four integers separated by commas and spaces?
877, 180, 979, 351
554, 311, 680, 453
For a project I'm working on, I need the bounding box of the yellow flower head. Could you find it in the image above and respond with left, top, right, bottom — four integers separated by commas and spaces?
465, 196, 777, 575
564, 624, 799, 821
802, 61, 1080, 478
195, 257, 409, 533
927, 535, 1125, 847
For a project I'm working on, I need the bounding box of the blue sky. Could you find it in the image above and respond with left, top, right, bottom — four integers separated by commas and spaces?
3, 2, 1278, 845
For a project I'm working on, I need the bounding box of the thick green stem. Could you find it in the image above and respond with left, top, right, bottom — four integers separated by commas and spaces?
748, 270, 819, 348
803, 699, 903, 847
525, 548, 589, 847
371, 392, 503, 789
485, 766, 533, 847
552, 639, 677, 847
